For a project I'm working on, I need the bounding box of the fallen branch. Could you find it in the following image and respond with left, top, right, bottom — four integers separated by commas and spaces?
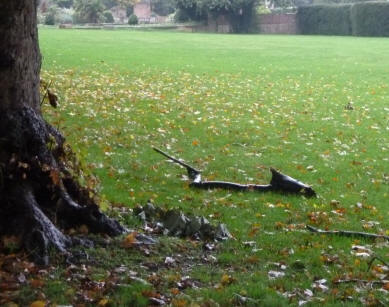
153, 147, 201, 181
306, 225, 389, 241
153, 147, 316, 197
333, 279, 389, 286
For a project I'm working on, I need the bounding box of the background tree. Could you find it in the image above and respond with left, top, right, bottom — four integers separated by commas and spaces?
174, 0, 259, 32
151, 0, 176, 16
174, 0, 208, 22
54, 0, 74, 8
73, 0, 105, 23
0, 1, 124, 264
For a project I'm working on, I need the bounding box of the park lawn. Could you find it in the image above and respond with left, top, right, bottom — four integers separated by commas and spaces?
13, 29, 389, 306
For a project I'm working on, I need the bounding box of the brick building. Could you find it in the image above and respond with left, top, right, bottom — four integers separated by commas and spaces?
134, 0, 152, 23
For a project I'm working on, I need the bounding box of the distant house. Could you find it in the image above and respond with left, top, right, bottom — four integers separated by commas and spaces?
133, 0, 168, 24
110, 5, 127, 23
134, 0, 152, 23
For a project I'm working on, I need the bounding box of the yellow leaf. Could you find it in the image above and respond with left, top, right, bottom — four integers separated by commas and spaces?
221, 274, 235, 285
98, 298, 109, 306
172, 299, 188, 307
30, 301, 46, 307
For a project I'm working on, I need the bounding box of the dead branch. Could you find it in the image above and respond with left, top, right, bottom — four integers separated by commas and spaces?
333, 279, 389, 286
153, 147, 316, 197
306, 225, 389, 241
153, 147, 201, 180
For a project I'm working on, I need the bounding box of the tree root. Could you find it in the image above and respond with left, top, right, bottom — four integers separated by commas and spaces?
0, 106, 125, 264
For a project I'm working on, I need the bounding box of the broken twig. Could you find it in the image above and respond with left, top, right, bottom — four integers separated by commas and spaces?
153, 147, 316, 197
306, 225, 389, 241
333, 279, 389, 286
368, 255, 389, 271
153, 147, 201, 181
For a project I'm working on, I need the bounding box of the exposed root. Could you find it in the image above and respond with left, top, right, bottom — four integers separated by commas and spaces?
0, 106, 125, 264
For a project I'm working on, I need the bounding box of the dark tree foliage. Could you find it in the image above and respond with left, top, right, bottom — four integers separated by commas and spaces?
351, 1, 389, 37
297, 4, 352, 35
297, 2, 389, 37
102, 0, 118, 9
103, 9, 114, 22
54, 0, 74, 8
74, 0, 105, 23
152, 0, 176, 16
128, 13, 138, 24
174, 0, 259, 32
174, 0, 207, 21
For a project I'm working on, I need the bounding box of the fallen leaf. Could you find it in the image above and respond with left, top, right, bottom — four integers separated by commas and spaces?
221, 274, 235, 285
30, 301, 46, 307
122, 232, 138, 248
268, 270, 285, 280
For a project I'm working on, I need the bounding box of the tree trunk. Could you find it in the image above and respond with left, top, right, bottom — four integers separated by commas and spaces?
0, 1, 41, 112
0, 1, 125, 265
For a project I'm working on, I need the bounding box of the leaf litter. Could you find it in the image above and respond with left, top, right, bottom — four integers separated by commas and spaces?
4, 63, 387, 305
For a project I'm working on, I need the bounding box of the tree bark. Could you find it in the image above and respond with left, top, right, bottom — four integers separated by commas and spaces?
0, 0, 41, 112
0, 1, 125, 265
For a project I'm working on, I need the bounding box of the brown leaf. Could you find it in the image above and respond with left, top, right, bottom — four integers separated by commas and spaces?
122, 232, 138, 248
47, 90, 58, 108
30, 279, 45, 288
49, 169, 61, 186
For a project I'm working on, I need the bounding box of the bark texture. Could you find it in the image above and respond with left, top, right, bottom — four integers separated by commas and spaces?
0, 1, 125, 264
0, 0, 41, 111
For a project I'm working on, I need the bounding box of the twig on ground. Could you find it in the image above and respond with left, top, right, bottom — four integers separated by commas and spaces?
368, 255, 389, 271
40, 80, 53, 106
306, 225, 389, 241
333, 279, 389, 286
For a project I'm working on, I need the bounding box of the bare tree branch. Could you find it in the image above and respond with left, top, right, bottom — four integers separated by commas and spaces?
306, 225, 389, 241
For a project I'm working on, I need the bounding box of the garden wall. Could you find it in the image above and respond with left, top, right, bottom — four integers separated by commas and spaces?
258, 14, 297, 34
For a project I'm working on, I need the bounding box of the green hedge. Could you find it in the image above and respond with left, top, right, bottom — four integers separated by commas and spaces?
351, 2, 389, 37
298, 2, 389, 37
297, 4, 352, 36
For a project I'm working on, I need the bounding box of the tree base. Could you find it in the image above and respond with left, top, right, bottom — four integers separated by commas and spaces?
0, 106, 125, 264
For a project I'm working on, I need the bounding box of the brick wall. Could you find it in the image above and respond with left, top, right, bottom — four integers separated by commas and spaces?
134, 2, 152, 21
258, 14, 297, 34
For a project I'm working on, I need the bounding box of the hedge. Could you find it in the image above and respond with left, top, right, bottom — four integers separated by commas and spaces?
351, 2, 389, 37
297, 4, 352, 36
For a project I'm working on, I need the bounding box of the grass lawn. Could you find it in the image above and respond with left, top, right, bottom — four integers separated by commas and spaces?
5, 28, 389, 306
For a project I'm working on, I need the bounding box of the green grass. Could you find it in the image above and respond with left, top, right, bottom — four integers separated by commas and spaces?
32, 28, 389, 305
